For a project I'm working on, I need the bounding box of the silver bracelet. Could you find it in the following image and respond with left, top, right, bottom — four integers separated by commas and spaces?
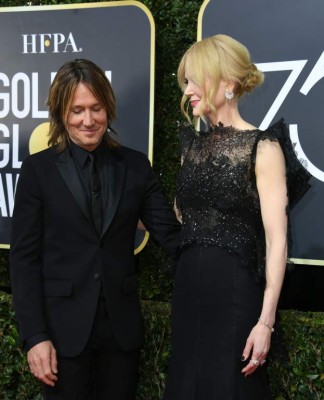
258, 318, 275, 333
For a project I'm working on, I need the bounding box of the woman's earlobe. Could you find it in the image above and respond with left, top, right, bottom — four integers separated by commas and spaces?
225, 88, 234, 100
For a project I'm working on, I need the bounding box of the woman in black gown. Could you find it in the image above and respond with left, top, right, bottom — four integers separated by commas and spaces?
163, 34, 310, 400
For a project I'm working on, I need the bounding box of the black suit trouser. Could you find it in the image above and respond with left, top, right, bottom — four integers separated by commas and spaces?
43, 297, 140, 400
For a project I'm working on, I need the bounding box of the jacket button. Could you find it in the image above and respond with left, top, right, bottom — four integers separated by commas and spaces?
93, 273, 100, 281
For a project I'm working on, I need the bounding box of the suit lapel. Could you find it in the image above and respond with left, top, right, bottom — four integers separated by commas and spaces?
101, 149, 126, 237
54, 148, 92, 224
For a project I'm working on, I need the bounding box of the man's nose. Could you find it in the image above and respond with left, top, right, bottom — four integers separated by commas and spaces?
83, 110, 94, 126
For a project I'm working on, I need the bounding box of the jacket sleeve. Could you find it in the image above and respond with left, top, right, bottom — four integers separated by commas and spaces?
138, 156, 181, 257
10, 156, 48, 346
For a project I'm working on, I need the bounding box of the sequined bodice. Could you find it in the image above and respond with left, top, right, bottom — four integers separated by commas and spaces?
176, 124, 263, 274
176, 120, 311, 278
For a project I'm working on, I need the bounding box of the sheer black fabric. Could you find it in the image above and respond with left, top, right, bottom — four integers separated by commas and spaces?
176, 119, 311, 280
164, 119, 310, 400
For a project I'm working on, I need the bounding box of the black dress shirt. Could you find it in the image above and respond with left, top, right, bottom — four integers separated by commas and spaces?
69, 139, 109, 217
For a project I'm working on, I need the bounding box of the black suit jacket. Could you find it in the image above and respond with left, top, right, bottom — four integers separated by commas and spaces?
10, 143, 180, 357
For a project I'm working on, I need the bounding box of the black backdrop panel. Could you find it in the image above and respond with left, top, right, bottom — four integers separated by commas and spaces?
200, 0, 324, 263
0, 2, 154, 250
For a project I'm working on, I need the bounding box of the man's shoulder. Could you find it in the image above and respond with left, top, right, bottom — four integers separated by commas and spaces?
111, 145, 150, 164
23, 147, 56, 165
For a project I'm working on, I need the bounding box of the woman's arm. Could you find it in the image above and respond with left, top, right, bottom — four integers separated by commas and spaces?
242, 138, 288, 376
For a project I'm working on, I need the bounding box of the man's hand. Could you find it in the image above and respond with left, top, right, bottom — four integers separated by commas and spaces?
27, 340, 58, 386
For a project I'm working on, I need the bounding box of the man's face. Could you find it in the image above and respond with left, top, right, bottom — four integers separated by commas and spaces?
66, 82, 107, 151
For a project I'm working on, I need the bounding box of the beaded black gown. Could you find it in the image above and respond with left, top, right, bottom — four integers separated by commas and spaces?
163, 120, 310, 400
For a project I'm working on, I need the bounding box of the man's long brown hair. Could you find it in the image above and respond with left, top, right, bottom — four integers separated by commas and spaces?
47, 59, 118, 152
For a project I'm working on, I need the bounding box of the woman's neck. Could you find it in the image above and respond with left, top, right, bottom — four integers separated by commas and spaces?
209, 102, 247, 129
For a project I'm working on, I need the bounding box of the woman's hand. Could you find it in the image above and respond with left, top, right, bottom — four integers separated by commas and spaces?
241, 322, 271, 377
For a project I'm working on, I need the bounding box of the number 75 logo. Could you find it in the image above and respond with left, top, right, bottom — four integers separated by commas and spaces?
257, 52, 324, 182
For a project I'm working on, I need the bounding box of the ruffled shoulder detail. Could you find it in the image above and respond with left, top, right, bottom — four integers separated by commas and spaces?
252, 118, 311, 209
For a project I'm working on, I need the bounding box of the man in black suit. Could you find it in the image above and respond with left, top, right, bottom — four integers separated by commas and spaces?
10, 59, 181, 400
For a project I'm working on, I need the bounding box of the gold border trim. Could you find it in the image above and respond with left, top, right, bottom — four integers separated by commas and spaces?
196, 0, 210, 131
289, 258, 324, 266
0, 1, 155, 253
134, 231, 150, 255
0, 1, 151, 13
197, 0, 210, 40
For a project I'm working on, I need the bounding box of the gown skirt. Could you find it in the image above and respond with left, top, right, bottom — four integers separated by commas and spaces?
163, 245, 270, 400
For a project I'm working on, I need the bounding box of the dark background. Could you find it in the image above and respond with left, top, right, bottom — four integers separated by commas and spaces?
201, 0, 324, 312
0, 0, 322, 313
0, 2, 153, 247
202, 0, 324, 262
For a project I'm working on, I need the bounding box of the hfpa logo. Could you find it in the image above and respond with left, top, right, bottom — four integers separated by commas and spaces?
22, 33, 82, 54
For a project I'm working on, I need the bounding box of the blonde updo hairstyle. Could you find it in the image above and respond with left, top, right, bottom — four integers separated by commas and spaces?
177, 34, 264, 124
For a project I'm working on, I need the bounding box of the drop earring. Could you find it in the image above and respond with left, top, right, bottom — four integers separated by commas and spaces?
224, 89, 234, 100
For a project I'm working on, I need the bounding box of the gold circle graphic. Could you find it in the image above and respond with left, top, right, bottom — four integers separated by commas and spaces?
29, 122, 50, 155
44, 40, 51, 47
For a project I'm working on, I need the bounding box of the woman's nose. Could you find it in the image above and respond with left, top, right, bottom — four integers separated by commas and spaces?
184, 83, 193, 96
